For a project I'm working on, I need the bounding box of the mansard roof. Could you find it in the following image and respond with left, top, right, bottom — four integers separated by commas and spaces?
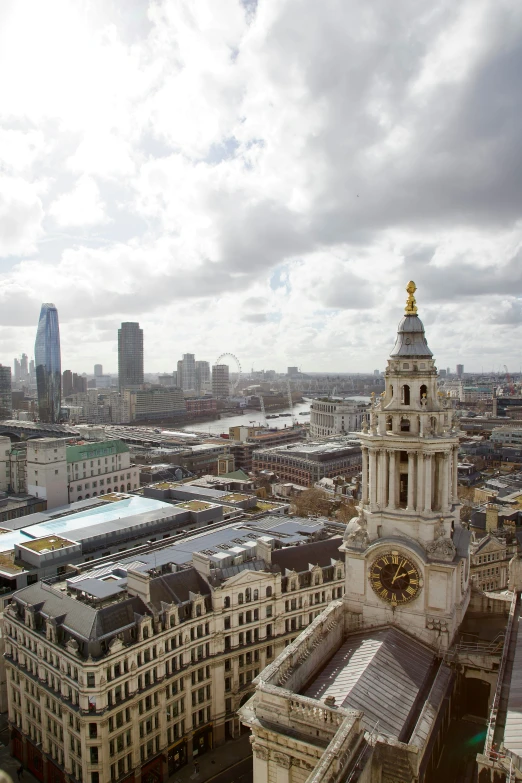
271, 537, 343, 573
13, 581, 149, 641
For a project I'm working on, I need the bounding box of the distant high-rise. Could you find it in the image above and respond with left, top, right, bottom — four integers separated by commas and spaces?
287, 366, 299, 378
94, 364, 103, 377
20, 353, 28, 381
118, 322, 144, 390
13, 358, 21, 383
62, 370, 73, 397
195, 360, 210, 392
180, 353, 196, 393
456, 364, 464, 379
0, 365, 12, 419
35, 303, 62, 423
212, 364, 230, 398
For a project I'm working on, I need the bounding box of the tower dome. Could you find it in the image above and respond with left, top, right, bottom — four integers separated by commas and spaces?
390, 281, 433, 359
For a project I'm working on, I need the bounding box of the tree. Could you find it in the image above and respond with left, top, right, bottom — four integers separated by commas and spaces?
292, 488, 332, 517
336, 498, 359, 523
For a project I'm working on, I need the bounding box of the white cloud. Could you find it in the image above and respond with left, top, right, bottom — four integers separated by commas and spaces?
48, 176, 108, 227
1, 0, 522, 373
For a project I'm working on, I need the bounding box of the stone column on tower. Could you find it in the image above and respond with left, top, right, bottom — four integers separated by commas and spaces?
424, 454, 432, 513
388, 450, 396, 509
441, 452, 451, 513
407, 452, 415, 510
452, 445, 459, 503
362, 448, 369, 504
378, 450, 387, 507
369, 450, 377, 508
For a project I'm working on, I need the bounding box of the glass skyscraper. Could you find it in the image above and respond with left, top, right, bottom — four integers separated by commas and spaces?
118, 322, 144, 390
35, 303, 62, 423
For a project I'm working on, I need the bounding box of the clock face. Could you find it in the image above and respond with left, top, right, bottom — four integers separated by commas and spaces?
369, 551, 421, 606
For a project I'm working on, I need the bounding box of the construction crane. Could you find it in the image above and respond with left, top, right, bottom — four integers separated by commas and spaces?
504, 365, 515, 396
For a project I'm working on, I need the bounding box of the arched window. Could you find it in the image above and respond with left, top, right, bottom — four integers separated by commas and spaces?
196, 604, 202, 617
420, 384, 427, 403
238, 593, 244, 605
120, 485, 125, 492
253, 589, 259, 601
106, 487, 111, 494
390, 385, 394, 398
77, 496, 82, 501
127, 483, 131, 491
266, 587, 272, 598
224, 596, 230, 608
245, 588, 252, 603
85, 493, 90, 499
92, 491, 97, 497
386, 416, 392, 431
401, 385, 410, 405
400, 418, 410, 432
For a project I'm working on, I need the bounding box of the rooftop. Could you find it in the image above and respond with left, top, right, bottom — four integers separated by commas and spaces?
303, 627, 437, 738
21, 535, 76, 552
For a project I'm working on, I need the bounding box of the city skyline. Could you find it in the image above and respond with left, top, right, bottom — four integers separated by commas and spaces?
1, 2, 522, 373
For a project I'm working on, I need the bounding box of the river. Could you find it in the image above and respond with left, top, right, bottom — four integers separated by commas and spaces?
184, 397, 371, 436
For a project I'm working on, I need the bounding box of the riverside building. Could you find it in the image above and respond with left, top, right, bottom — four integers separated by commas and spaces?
309, 398, 367, 438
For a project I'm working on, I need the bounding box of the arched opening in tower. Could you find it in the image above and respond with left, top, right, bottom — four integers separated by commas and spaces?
401, 385, 410, 405
420, 384, 427, 403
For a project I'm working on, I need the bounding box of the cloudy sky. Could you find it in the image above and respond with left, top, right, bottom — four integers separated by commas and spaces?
1, 0, 522, 375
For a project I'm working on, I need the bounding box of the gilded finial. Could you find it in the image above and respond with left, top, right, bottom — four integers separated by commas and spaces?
405, 280, 418, 315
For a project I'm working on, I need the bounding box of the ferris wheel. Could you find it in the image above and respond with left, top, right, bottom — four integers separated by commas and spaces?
215, 353, 242, 392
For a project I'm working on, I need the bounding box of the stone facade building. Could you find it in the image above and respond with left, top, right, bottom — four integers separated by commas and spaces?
309, 398, 367, 438
4, 535, 345, 783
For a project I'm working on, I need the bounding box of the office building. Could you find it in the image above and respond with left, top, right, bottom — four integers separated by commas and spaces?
0, 364, 13, 419
124, 387, 186, 422
309, 398, 367, 438
94, 364, 103, 377
178, 354, 196, 394
4, 519, 345, 781
195, 361, 210, 393
252, 437, 362, 486
287, 367, 299, 378
62, 370, 73, 397
20, 354, 28, 382
13, 358, 21, 383
35, 303, 62, 423
118, 323, 144, 390
457, 363, 464, 378
212, 364, 229, 399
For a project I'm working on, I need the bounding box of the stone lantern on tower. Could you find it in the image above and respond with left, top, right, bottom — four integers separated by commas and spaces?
341, 282, 470, 649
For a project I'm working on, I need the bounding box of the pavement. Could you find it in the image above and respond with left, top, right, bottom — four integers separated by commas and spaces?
0, 732, 252, 783
171, 734, 252, 783
0, 740, 38, 783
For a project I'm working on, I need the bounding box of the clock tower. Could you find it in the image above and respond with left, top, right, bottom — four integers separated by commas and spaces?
341, 282, 470, 650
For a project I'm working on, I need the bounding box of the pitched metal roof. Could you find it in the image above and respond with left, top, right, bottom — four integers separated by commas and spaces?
303, 627, 436, 739
149, 568, 210, 606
